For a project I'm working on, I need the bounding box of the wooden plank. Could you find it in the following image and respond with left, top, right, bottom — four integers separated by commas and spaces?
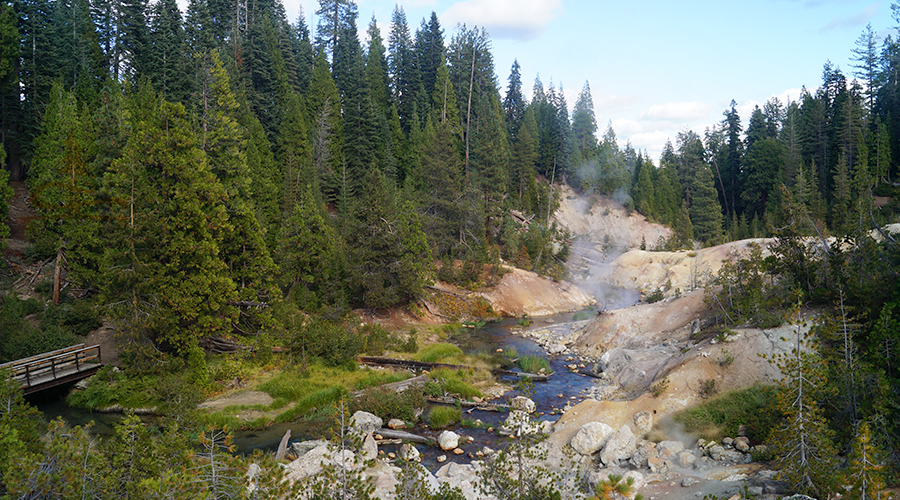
0, 344, 86, 369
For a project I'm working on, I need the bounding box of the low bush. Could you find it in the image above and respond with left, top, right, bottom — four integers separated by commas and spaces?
673, 384, 780, 443
353, 385, 425, 422
428, 406, 461, 429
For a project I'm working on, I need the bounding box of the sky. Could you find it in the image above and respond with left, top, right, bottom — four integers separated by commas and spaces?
281, 0, 897, 162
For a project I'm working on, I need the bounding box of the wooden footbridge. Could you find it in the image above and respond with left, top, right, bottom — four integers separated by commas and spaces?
0, 344, 102, 395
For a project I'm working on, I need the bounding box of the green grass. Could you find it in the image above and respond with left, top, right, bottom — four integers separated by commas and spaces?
428, 406, 461, 429
517, 355, 551, 374
500, 346, 519, 359
429, 367, 481, 399
414, 343, 464, 364
673, 384, 780, 443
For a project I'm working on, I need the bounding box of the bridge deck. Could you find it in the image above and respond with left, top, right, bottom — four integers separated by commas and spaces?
0, 344, 102, 394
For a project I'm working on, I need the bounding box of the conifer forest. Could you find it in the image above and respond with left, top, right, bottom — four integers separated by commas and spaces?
1, 0, 900, 498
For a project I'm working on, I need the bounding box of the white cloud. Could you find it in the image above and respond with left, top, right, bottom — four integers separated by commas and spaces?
821, 3, 877, 31
638, 101, 713, 122
441, 0, 562, 41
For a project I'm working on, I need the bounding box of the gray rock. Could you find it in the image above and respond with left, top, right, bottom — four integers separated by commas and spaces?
349, 411, 383, 434
633, 411, 652, 433
677, 450, 697, 468
733, 436, 750, 452
360, 433, 378, 462
570, 421, 614, 455
287, 439, 329, 460
647, 456, 671, 474
630, 442, 658, 468
681, 476, 698, 487
656, 440, 684, 459
722, 437, 734, 448
399, 443, 421, 462
284, 443, 331, 481
438, 430, 460, 451
510, 396, 536, 414
600, 425, 636, 465
708, 444, 726, 461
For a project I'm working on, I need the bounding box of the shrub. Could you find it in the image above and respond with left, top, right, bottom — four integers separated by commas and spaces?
290, 317, 362, 367
645, 288, 665, 303
428, 406, 461, 429
353, 385, 425, 423
699, 379, 717, 398
650, 377, 669, 398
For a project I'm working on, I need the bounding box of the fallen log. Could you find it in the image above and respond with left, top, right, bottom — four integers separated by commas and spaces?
352, 374, 428, 397
425, 396, 509, 412
356, 356, 548, 381
376, 428, 433, 445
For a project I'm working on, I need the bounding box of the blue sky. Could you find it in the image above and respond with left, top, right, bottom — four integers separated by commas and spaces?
283, 0, 896, 162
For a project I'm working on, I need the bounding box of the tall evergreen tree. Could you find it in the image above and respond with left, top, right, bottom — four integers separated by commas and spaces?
503, 59, 526, 140
414, 12, 444, 102
571, 80, 597, 165
314, 0, 356, 62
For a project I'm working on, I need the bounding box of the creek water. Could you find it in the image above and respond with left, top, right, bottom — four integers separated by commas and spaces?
30, 307, 607, 461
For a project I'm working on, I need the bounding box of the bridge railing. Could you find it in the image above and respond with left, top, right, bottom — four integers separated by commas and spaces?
0, 344, 101, 390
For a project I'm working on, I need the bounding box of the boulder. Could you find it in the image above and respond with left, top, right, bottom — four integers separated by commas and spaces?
349, 411, 383, 435
600, 425, 636, 465
570, 421, 615, 455
399, 443, 421, 462
733, 436, 750, 452
630, 442, 657, 468
439, 430, 460, 451
387, 419, 406, 430
656, 440, 684, 459
632, 411, 652, 434
647, 456, 671, 474
286, 439, 328, 461
708, 445, 726, 461
681, 476, 698, 487
284, 443, 331, 481
677, 450, 697, 468
511, 396, 536, 414
360, 433, 378, 462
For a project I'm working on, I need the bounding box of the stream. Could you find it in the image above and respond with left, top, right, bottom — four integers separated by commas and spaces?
31, 307, 610, 462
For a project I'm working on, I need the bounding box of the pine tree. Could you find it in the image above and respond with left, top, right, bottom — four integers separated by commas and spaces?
503, 60, 526, 141
306, 50, 344, 203
510, 106, 539, 206
105, 88, 237, 358
279, 91, 312, 216
315, 0, 356, 63
768, 319, 838, 498
346, 169, 433, 308
571, 81, 598, 162
414, 12, 444, 101
365, 16, 391, 120
689, 163, 724, 244
415, 115, 463, 257
387, 5, 416, 131
29, 83, 103, 293
147, 0, 190, 102
845, 421, 889, 500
